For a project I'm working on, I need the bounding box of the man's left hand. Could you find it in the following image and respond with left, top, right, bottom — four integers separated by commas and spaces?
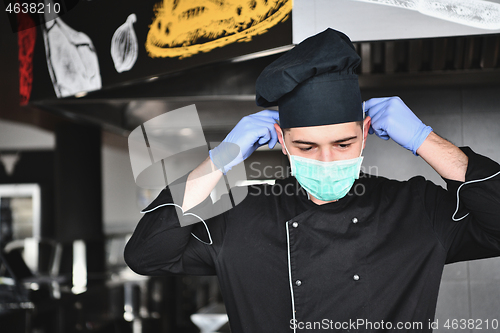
365, 97, 433, 155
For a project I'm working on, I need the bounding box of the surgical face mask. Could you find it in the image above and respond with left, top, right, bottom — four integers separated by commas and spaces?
281, 123, 364, 202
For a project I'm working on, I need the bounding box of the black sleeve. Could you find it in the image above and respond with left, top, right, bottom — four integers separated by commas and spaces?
124, 174, 228, 276
428, 147, 500, 263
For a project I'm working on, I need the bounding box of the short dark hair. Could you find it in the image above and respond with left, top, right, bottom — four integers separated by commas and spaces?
281, 120, 363, 134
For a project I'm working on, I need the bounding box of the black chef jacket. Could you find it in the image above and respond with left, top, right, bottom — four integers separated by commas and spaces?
125, 147, 500, 332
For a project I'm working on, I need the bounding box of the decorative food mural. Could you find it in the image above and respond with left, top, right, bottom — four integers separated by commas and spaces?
111, 14, 139, 73
31, 0, 291, 100
42, 1, 102, 98
146, 0, 292, 58
18, 12, 37, 106
353, 0, 500, 30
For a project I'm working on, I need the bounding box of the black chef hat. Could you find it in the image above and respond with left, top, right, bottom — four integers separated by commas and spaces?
255, 28, 363, 129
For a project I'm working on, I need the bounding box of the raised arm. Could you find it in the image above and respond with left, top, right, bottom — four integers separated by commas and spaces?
365, 96, 467, 181
365, 96, 500, 261
125, 110, 280, 276
183, 110, 279, 211
416, 131, 468, 182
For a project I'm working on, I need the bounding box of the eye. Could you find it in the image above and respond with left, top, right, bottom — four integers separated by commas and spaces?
338, 143, 351, 149
299, 147, 312, 151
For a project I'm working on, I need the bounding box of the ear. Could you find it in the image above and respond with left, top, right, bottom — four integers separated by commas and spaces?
274, 123, 287, 156
362, 116, 371, 150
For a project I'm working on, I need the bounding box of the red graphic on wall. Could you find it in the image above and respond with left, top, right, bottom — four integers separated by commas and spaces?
18, 12, 37, 106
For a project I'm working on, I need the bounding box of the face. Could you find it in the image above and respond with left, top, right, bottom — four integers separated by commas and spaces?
275, 117, 371, 162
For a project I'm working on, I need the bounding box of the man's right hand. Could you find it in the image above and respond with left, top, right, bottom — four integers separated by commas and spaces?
209, 110, 280, 174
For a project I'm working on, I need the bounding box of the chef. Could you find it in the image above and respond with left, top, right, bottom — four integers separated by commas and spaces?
125, 29, 500, 332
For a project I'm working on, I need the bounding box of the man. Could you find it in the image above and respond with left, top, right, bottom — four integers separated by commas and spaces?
125, 29, 500, 332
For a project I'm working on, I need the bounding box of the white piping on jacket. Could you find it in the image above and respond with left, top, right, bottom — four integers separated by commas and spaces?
286, 221, 297, 333
452, 170, 500, 222
141, 203, 213, 245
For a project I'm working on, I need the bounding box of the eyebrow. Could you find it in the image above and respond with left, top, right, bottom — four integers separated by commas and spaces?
292, 136, 358, 145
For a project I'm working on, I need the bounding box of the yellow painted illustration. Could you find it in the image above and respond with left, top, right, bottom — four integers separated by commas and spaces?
146, 0, 292, 58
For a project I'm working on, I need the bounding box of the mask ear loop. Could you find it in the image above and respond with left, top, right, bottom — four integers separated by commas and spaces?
282, 129, 309, 199
360, 101, 366, 158
281, 129, 294, 175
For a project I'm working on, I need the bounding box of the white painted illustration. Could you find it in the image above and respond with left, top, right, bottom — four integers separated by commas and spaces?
0, 153, 20, 176
353, 0, 500, 30
42, 0, 102, 98
111, 14, 139, 73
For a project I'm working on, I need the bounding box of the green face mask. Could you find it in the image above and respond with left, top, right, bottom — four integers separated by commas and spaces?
289, 154, 363, 201
282, 128, 364, 202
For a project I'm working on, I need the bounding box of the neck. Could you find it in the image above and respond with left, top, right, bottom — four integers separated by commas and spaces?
309, 193, 338, 205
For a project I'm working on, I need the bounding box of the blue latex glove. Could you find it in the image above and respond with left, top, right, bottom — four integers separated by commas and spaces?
365, 97, 433, 156
209, 110, 280, 174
